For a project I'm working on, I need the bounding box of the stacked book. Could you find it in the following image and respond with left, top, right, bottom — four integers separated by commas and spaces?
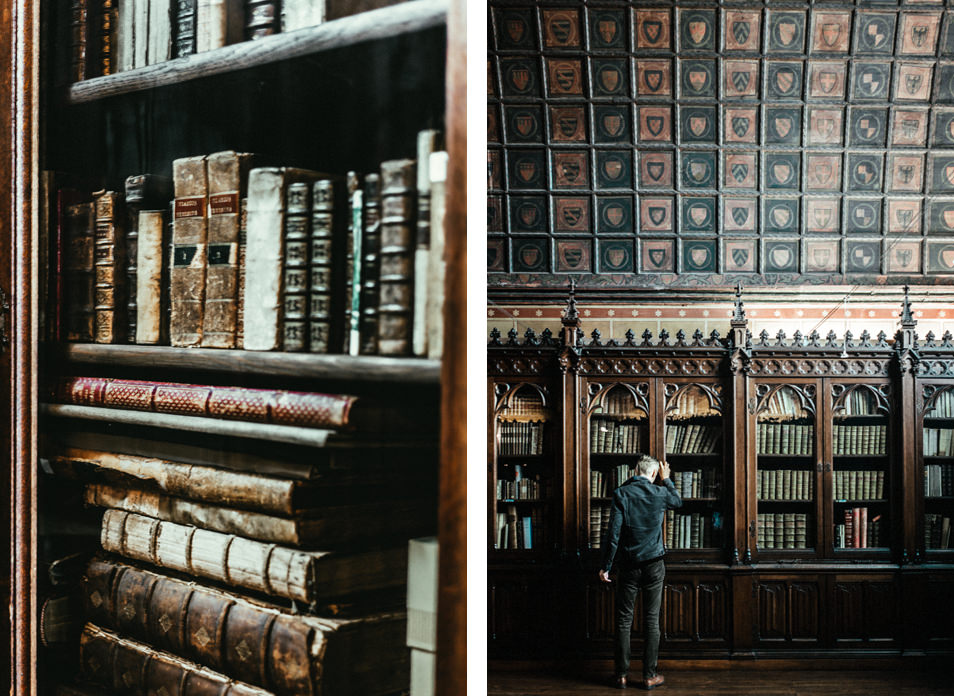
494, 504, 540, 550
671, 468, 719, 499
925, 514, 953, 549
589, 501, 612, 549
832, 423, 887, 456
757, 513, 809, 550
757, 469, 814, 501
924, 463, 954, 497
43, 379, 435, 694
664, 511, 716, 550
590, 465, 636, 498
47, 135, 448, 358
833, 470, 886, 500
757, 421, 814, 455
834, 507, 882, 549
495, 465, 550, 501
923, 427, 954, 456
505, 392, 548, 419
665, 422, 721, 455
590, 418, 642, 454
70, 0, 409, 80
498, 420, 545, 456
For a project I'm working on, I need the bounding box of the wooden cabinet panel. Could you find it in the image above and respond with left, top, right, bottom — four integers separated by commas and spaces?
923, 579, 954, 647
790, 582, 820, 642
585, 581, 622, 642
663, 582, 693, 642
758, 582, 788, 642
757, 578, 822, 647
698, 582, 728, 641
489, 573, 558, 656
831, 578, 899, 646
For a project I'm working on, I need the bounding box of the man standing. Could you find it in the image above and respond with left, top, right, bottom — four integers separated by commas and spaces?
599, 454, 682, 690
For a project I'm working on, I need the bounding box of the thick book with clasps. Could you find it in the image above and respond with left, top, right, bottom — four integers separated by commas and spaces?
99, 509, 408, 604
82, 558, 408, 696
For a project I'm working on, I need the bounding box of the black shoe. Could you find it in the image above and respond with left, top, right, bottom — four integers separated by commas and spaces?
614, 675, 627, 689
641, 674, 665, 690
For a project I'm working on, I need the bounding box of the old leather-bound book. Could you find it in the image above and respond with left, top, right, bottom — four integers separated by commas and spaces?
125, 173, 172, 344
171, 155, 208, 346
283, 181, 311, 351
174, 0, 199, 57
136, 209, 167, 344
425, 150, 448, 360
412, 130, 440, 356
79, 623, 275, 695
244, 167, 324, 351
196, 0, 244, 51
281, 0, 326, 31
358, 173, 381, 354
245, 0, 279, 40
377, 159, 416, 355
85, 481, 434, 546
99, 509, 408, 604
308, 178, 343, 353
83, 558, 409, 696
342, 171, 360, 354
70, 0, 90, 81
203, 151, 255, 348
92, 190, 126, 344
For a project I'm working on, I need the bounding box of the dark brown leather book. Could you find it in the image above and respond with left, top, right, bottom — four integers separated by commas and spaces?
97, 0, 118, 76
83, 558, 408, 696
125, 174, 173, 344
341, 171, 360, 354
79, 623, 276, 695
203, 151, 255, 349
377, 159, 416, 355
70, 0, 90, 82
65, 200, 96, 342
175, 0, 198, 57
171, 155, 208, 347
236, 196, 248, 348
358, 173, 381, 354
93, 190, 126, 344
283, 181, 311, 351
308, 179, 342, 353
245, 0, 279, 40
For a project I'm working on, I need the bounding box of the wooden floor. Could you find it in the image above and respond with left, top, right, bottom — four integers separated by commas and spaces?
488, 667, 951, 695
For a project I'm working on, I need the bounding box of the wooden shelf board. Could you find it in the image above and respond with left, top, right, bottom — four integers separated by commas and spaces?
496, 499, 550, 505
68, 0, 448, 103
55, 343, 440, 385
833, 499, 888, 504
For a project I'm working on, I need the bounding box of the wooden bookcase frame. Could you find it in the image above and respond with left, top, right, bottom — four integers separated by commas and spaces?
0, 0, 467, 692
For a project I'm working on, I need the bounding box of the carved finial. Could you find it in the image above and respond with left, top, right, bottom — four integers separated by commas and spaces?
540, 327, 553, 345
624, 329, 636, 346
775, 329, 787, 346
844, 329, 853, 347
859, 329, 871, 347
507, 328, 519, 345
808, 329, 821, 347
489, 327, 501, 345
792, 329, 803, 347
926, 331, 936, 347
675, 329, 686, 346
641, 329, 653, 347
590, 328, 602, 346
942, 331, 954, 348
524, 327, 537, 345
877, 330, 889, 347
562, 277, 579, 326
709, 329, 722, 346
732, 282, 746, 324
658, 328, 670, 346
692, 329, 705, 346
758, 329, 770, 346
901, 284, 916, 327
826, 330, 838, 347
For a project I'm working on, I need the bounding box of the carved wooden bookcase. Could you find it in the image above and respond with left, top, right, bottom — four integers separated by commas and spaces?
488, 290, 954, 660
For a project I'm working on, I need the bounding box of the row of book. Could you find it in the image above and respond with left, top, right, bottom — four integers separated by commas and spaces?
495, 469, 551, 502
757, 513, 810, 550
838, 390, 880, 417
925, 514, 953, 549
761, 389, 806, 420
589, 501, 612, 549
667, 389, 719, 420
664, 511, 718, 550
70, 0, 399, 82
595, 390, 642, 417
757, 422, 815, 456
47, 426, 432, 694
834, 470, 886, 501
834, 507, 883, 549
832, 424, 887, 456
494, 505, 543, 550
590, 466, 636, 498
757, 469, 814, 502
51, 136, 448, 357
498, 421, 545, 456
928, 390, 954, 419
590, 419, 643, 454
925, 463, 954, 497
502, 392, 548, 419
670, 469, 719, 500
665, 422, 721, 455
923, 428, 954, 457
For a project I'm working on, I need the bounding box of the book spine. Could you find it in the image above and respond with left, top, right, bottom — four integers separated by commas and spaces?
358, 173, 381, 354
171, 155, 209, 346
93, 190, 126, 344
203, 151, 253, 348
281, 0, 326, 31
71, 0, 90, 81
308, 179, 335, 353
95, 0, 118, 76
79, 624, 276, 696
245, 0, 279, 39
174, 0, 197, 56
147, 0, 173, 64
117, 0, 135, 71
124, 176, 142, 343
412, 131, 439, 357
339, 172, 359, 354
377, 159, 416, 355
245, 168, 290, 351
135, 210, 166, 344
236, 196, 248, 348
283, 181, 311, 352
197, 0, 243, 51
55, 376, 357, 427
348, 187, 363, 355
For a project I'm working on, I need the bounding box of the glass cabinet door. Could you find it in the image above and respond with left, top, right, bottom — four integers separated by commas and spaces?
663, 383, 724, 551
755, 384, 817, 555
831, 384, 891, 553
587, 383, 650, 550
922, 385, 954, 553
493, 383, 554, 553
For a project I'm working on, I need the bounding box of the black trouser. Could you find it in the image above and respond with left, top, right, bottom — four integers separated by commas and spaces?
614, 557, 665, 680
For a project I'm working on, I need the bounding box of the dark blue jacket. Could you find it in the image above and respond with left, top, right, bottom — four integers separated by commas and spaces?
601, 475, 683, 572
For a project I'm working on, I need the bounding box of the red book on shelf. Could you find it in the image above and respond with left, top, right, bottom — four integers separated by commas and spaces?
860, 507, 868, 549
53, 376, 357, 429
852, 507, 861, 548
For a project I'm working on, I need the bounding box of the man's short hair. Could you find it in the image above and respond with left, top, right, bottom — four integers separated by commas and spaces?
636, 454, 660, 477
